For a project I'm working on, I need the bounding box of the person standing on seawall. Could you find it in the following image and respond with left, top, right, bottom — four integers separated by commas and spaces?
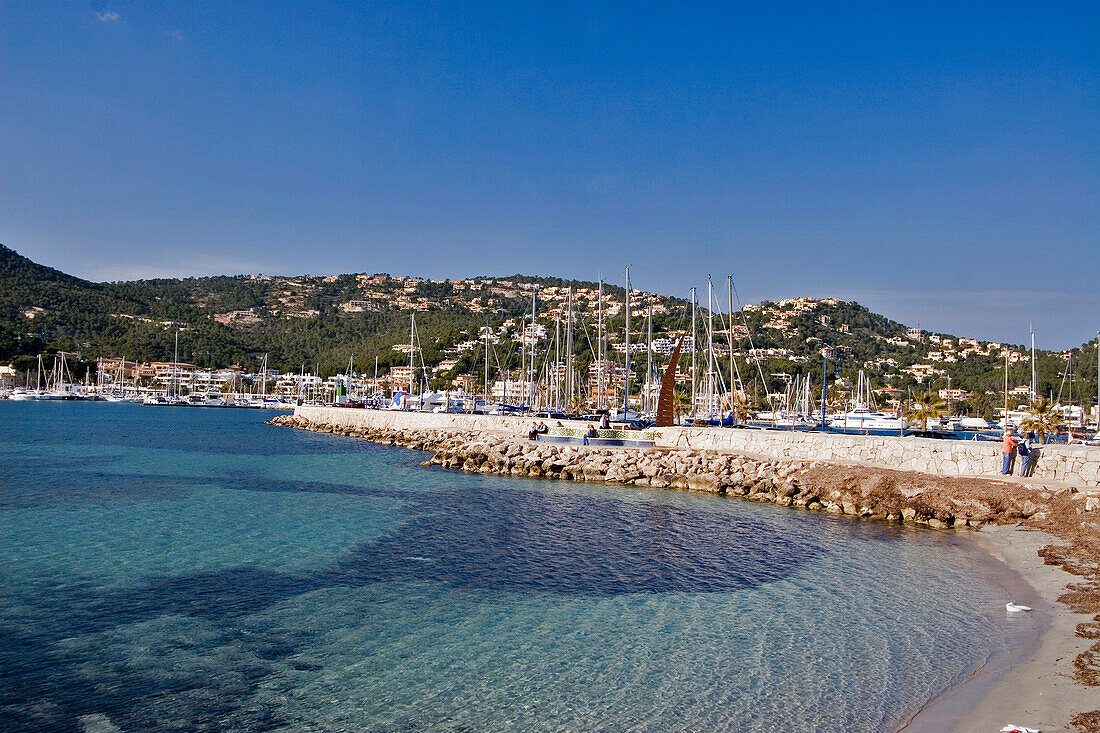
1002, 427, 1019, 475
1019, 431, 1037, 477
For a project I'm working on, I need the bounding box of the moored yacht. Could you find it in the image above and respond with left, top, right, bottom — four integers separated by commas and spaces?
827, 407, 905, 434
827, 371, 905, 434
8, 388, 39, 401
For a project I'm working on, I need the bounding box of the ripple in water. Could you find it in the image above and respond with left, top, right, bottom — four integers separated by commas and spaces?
0, 403, 1038, 732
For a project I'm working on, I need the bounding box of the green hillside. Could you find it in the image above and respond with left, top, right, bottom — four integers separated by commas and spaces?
2, 244, 1097, 410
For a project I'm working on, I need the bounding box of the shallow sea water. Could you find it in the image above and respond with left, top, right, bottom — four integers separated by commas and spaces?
0, 402, 1039, 731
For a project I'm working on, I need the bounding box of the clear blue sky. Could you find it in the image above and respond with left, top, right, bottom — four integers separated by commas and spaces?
2, 2, 1097, 347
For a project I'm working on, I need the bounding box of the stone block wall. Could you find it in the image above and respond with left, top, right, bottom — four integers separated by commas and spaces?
652, 427, 1100, 487
293, 406, 1100, 487
294, 406, 593, 435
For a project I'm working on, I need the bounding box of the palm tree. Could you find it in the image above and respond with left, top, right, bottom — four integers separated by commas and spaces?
672, 388, 691, 424
726, 390, 752, 422
1020, 397, 1062, 443
905, 391, 946, 431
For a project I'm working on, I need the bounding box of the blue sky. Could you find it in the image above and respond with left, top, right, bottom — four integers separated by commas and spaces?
1, 2, 1097, 347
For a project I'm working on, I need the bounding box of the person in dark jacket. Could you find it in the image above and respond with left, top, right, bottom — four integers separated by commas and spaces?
1020, 430, 1037, 477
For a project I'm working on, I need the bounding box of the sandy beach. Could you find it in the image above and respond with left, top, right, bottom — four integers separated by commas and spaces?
898, 524, 1094, 733
941, 525, 1097, 733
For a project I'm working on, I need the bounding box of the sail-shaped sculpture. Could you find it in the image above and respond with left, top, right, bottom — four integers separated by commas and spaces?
654, 335, 686, 427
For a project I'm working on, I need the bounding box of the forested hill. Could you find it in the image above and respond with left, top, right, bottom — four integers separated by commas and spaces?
2, 243, 1097, 406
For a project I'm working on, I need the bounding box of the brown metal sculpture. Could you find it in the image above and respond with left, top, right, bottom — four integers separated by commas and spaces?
654, 335, 685, 427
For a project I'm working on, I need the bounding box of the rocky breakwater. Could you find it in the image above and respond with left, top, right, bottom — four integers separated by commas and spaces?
268, 413, 1084, 529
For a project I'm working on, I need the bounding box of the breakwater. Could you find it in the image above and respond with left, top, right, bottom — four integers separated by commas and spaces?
270, 413, 1091, 530
293, 405, 1100, 487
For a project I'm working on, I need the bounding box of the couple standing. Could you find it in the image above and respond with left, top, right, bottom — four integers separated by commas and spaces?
1001, 427, 1038, 477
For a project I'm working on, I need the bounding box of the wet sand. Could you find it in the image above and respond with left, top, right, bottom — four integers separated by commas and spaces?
907, 525, 1096, 733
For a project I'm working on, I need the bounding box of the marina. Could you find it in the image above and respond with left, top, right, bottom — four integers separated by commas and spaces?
6, 280, 1099, 449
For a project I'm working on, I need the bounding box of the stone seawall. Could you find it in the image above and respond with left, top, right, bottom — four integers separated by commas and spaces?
273, 413, 1094, 529
294, 405, 594, 434
295, 406, 1100, 487
653, 427, 1100, 487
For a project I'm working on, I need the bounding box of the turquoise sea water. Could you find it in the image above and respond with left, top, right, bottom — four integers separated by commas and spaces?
0, 402, 1039, 732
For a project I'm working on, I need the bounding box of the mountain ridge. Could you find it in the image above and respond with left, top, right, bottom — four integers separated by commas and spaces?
2, 244, 1097, 410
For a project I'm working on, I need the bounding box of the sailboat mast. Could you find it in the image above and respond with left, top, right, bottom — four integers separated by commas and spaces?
172, 329, 179, 399
529, 288, 537, 407
1031, 326, 1036, 402
728, 276, 735, 397
646, 304, 653, 414
596, 279, 603, 410
519, 312, 526, 406
690, 287, 697, 418
622, 266, 631, 414
566, 285, 574, 410
483, 324, 489, 405
409, 313, 415, 397
707, 276, 715, 415
553, 315, 560, 409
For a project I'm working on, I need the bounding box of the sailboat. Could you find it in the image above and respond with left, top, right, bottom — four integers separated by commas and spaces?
751, 376, 818, 430
103, 358, 129, 401
9, 357, 43, 400
9, 362, 39, 400
827, 371, 905, 434
39, 353, 77, 400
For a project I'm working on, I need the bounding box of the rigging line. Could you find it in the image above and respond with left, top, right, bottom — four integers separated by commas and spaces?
573, 317, 602, 405
708, 305, 743, 396
569, 312, 614, 401
1057, 353, 1070, 405
532, 331, 559, 407
714, 306, 746, 394
671, 289, 693, 332
703, 310, 733, 409
488, 332, 508, 385
576, 315, 600, 366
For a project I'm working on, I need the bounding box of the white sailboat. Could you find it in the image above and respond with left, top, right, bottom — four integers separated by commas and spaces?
827, 371, 905, 434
